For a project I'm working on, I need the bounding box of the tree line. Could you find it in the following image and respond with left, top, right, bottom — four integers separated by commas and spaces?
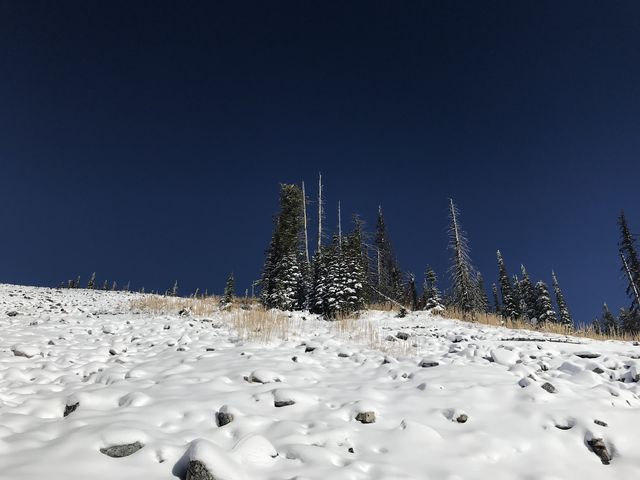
258, 175, 577, 326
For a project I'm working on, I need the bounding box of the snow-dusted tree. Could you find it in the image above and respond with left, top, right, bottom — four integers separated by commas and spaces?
534, 281, 557, 324
221, 273, 235, 305
342, 218, 368, 313
491, 283, 500, 314
260, 184, 306, 310
406, 273, 419, 311
598, 303, 618, 335
496, 251, 519, 319
124, 281, 130, 292
75, 275, 81, 288
551, 270, 573, 328
422, 267, 443, 310
170, 280, 178, 297
112, 280, 118, 291
517, 265, 536, 322
448, 199, 480, 316
476, 272, 489, 313
87, 272, 96, 289
373, 206, 401, 303
618, 211, 640, 319
617, 307, 639, 334
102, 279, 109, 290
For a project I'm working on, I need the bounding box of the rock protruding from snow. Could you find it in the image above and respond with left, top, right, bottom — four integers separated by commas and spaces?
216, 405, 235, 427
63, 401, 79, 417
586, 438, 611, 465
246, 369, 283, 384
541, 382, 556, 394
187, 439, 246, 480
355, 411, 376, 424
186, 460, 216, 480
490, 348, 519, 366
100, 441, 144, 458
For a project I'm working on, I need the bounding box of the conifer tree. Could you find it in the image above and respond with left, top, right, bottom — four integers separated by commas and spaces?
406, 273, 419, 311
373, 206, 401, 303
491, 283, 500, 314
476, 272, 489, 313
448, 199, 480, 316
518, 265, 536, 322
551, 270, 573, 328
102, 280, 109, 290
496, 251, 519, 319
221, 273, 235, 305
260, 184, 306, 310
422, 267, 443, 310
124, 281, 130, 292
599, 303, 618, 335
75, 275, 81, 289
170, 280, 178, 296
618, 211, 640, 317
87, 272, 96, 289
534, 281, 557, 324
112, 280, 118, 291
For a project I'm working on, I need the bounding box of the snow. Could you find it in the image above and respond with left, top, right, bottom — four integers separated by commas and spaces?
1, 283, 640, 479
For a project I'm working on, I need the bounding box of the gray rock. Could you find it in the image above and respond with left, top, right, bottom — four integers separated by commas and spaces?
64, 402, 79, 417
455, 414, 468, 423
186, 460, 215, 480
592, 367, 605, 374
274, 400, 295, 407
419, 360, 439, 368
216, 411, 234, 427
337, 352, 349, 358
594, 419, 608, 427
555, 424, 573, 430
587, 438, 611, 465
385, 335, 398, 342
304, 346, 316, 353
541, 382, 556, 393
355, 411, 376, 424
396, 332, 410, 341
99, 441, 144, 458
575, 352, 601, 359
7, 311, 18, 317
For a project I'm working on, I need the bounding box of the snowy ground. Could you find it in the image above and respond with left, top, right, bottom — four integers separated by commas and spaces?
1, 284, 639, 480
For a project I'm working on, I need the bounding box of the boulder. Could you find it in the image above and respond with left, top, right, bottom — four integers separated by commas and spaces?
355, 411, 376, 424
100, 441, 144, 458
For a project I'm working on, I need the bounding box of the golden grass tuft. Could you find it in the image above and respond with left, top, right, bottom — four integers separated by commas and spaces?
231, 307, 298, 343
443, 308, 638, 342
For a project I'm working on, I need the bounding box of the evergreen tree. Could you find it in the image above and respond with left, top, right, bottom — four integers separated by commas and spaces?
124, 281, 130, 292
518, 265, 536, 322
496, 251, 519, 319
221, 273, 235, 305
476, 272, 489, 313
373, 206, 401, 302
551, 270, 573, 328
534, 281, 557, 324
170, 280, 178, 297
102, 280, 109, 290
491, 283, 500, 314
67, 279, 74, 289
75, 275, 81, 289
342, 219, 368, 313
598, 303, 618, 335
260, 184, 306, 310
619, 307, 640, 335
448, 199, 480, 316
422, 267, 443, 310
406, 273, 419, 311
111, 280, 118, 291
618, 211, 640, 317
87, 272, 96, 289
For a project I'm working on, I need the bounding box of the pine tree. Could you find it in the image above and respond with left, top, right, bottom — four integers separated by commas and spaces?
111, 280, 118, 291
448, 199, 480, 316
87, 272, 96, 289
170, 280, 178, 297
496, 251, 519, 319
534, 281, 557, 324
491, 283, 500, 314
551, 270, 573, 328
221, 273, 235, 305
75, 275, 81, 289
373, 206, 401, 303
599, 303, 618, 335
102, 280, 109, 290
618, 211, 640, 318
518, 265, 536, 322
260, 184, 306, 310
342, 218, 368, 313
422, 267, 443, 310
619, 307, 640, 335
406, 273, 419, 311
124, 281, 130, 292
476, 272, 489, 313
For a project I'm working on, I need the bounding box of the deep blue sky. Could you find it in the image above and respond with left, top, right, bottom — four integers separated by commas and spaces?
1, 1, 639, 322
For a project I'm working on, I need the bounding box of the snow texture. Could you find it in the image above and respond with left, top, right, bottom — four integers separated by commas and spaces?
1, 284, 640, 479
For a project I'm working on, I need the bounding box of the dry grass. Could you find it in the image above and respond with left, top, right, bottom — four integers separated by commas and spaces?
443, 308, 639, 342
130, 295, 223, 316
231, 307, 300, 343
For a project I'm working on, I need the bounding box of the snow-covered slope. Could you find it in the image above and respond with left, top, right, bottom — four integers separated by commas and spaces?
1, 284, 639, 479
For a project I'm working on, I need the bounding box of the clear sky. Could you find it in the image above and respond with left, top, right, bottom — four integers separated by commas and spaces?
1, 1, 639, 323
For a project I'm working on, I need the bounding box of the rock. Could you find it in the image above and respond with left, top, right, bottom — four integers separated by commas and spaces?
205, 347, 215, 352
337, 352, 349, 358
575, 351, 601, 359
490, 348, 520, 366
419, 360, 439, 368
348, 447, 355, 454
555, 424, 573, 430
216, 411, 234, 427
541, 382, 556, 393
592, 367, 605, 374
274, 400, 295, 407
178, 308, 190, 316
100, 441, 144, 458
64, 402, 79, 417
385, 335, 398, 342
396, 332, 410, 341
48, 340, 55, 345
186, 460, 215, 480
7, 311, 18, 317
594, 419, 608, 427
455, 414, 468, 423
164, 324, 171, 330
355, 411, 376, 424
109, 348, 117, 356
304, 346, 316, 353
587, 438, 611, 465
